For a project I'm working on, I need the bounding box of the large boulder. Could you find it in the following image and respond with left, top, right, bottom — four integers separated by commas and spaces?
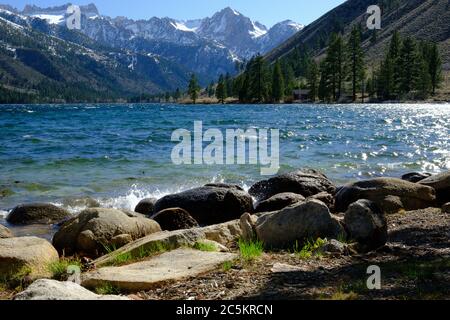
153, 185, 253, 226
419, 171, 450, 205
0, 236, 59, 279
134, 198, 157, 216
14, 279, 130, 300
151, 208, 199, 231
204, 183, 244, 191
52, 208, 161, 257
335, 178, 436, 214
0, 224, 12, 238
249, 169, 336, 202
401, 172, 432, 183
6, 203, 71, 225
253, 199, 344, 249
62, 197, 100, 209
307, 192, 335, 211
344, 200, 388, 251
255, 193, 305, 213
442, 203, 450, 214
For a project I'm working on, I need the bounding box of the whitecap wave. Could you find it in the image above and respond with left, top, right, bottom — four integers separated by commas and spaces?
0, 210, 9, 219
97, 185, 184, 212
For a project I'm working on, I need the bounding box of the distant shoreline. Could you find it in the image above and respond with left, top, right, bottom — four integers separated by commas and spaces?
1, 100, 450, 106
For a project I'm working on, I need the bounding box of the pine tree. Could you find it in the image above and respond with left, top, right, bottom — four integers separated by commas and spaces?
216, 74, 227, 104
174, 88, 181, 101
188, 74, 200, 104
325, 33, 346, 101
225, 73, 233, 98
388, 31, 402, 96
271, 60, 285, 103
427, 43, 443, 95
398, 37, 421, 96
306, 60, 319, 101
282, 62, 295, 97
207, 81, 215, 97
318, 60, 332, 102
347, 25, 365, 102
248, 55, 270, 103
417, 57, 431, 99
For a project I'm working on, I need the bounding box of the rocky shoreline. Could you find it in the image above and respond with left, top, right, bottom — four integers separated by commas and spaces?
1, 169, 449, 300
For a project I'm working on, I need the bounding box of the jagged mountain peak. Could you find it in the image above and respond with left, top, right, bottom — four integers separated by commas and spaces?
22, 3, 99, 17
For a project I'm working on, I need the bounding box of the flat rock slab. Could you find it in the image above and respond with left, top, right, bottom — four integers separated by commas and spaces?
92, 220, 242, 268
14, 279, 130, 300
82, 248, 237, 292
271, 263, 308, 273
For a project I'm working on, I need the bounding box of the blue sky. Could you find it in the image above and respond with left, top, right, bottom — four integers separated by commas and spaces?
4, 0, 346, 27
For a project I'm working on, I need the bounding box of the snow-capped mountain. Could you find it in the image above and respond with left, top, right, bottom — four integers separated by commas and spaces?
196, 7, 267, 57
0, 3, 303, 87
16, 3, 303, 60
258, 20, 304, 54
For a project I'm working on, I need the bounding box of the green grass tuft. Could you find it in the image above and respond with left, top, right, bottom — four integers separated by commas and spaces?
222, 261, 233, 272
193, 241, 217, 252
104, 241, 172, 266
238, 238, 264, 262
294, 238, 327, 260
48, 258, 82, 281
95, 283, 121, 295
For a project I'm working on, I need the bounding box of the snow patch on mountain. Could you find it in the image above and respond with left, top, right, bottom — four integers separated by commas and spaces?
249, 21, 267, 38
170, 21, 196, 33
32, 14, 64, 25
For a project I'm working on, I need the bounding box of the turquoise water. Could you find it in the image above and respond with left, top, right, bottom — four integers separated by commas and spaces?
0, 103, 449, 219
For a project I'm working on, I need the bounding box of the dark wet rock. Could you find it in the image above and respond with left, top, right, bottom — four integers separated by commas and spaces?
154, 186, 253, 226
249, 169, 336, 202
255, 192, 305, 213
151, 208, 199, 231
52, 208, 161, 257
344, 199, 388, 251
134, 198, 157, 216
204, 183, 244, 191
6, 203, 71, 225
335, 178, 436, 214
442, 202, 450, 214
401, 172, 432, 183
307, 192, 335, 211
419, 171, 450, 205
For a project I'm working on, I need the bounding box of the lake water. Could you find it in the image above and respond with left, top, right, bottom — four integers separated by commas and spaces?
1, 104, 449, 223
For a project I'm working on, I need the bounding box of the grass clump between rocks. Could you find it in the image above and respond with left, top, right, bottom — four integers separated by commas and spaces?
0, 265, 32, 291
222, 261, 233, 272
193, 241, 217, 252
94, 282, 122, 295
103, 241, 172, 266
48, 258, 82, 281
294, 238, 327, 260
238, 238, 264, 262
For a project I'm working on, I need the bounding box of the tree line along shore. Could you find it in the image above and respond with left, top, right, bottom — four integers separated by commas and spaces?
143, 29, 446, 105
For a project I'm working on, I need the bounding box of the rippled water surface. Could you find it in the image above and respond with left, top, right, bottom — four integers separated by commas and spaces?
0, 103, 449, 217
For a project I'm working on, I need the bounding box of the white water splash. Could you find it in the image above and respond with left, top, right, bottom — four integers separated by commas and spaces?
0, 210, 9, 218
96, 184, 185, 211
